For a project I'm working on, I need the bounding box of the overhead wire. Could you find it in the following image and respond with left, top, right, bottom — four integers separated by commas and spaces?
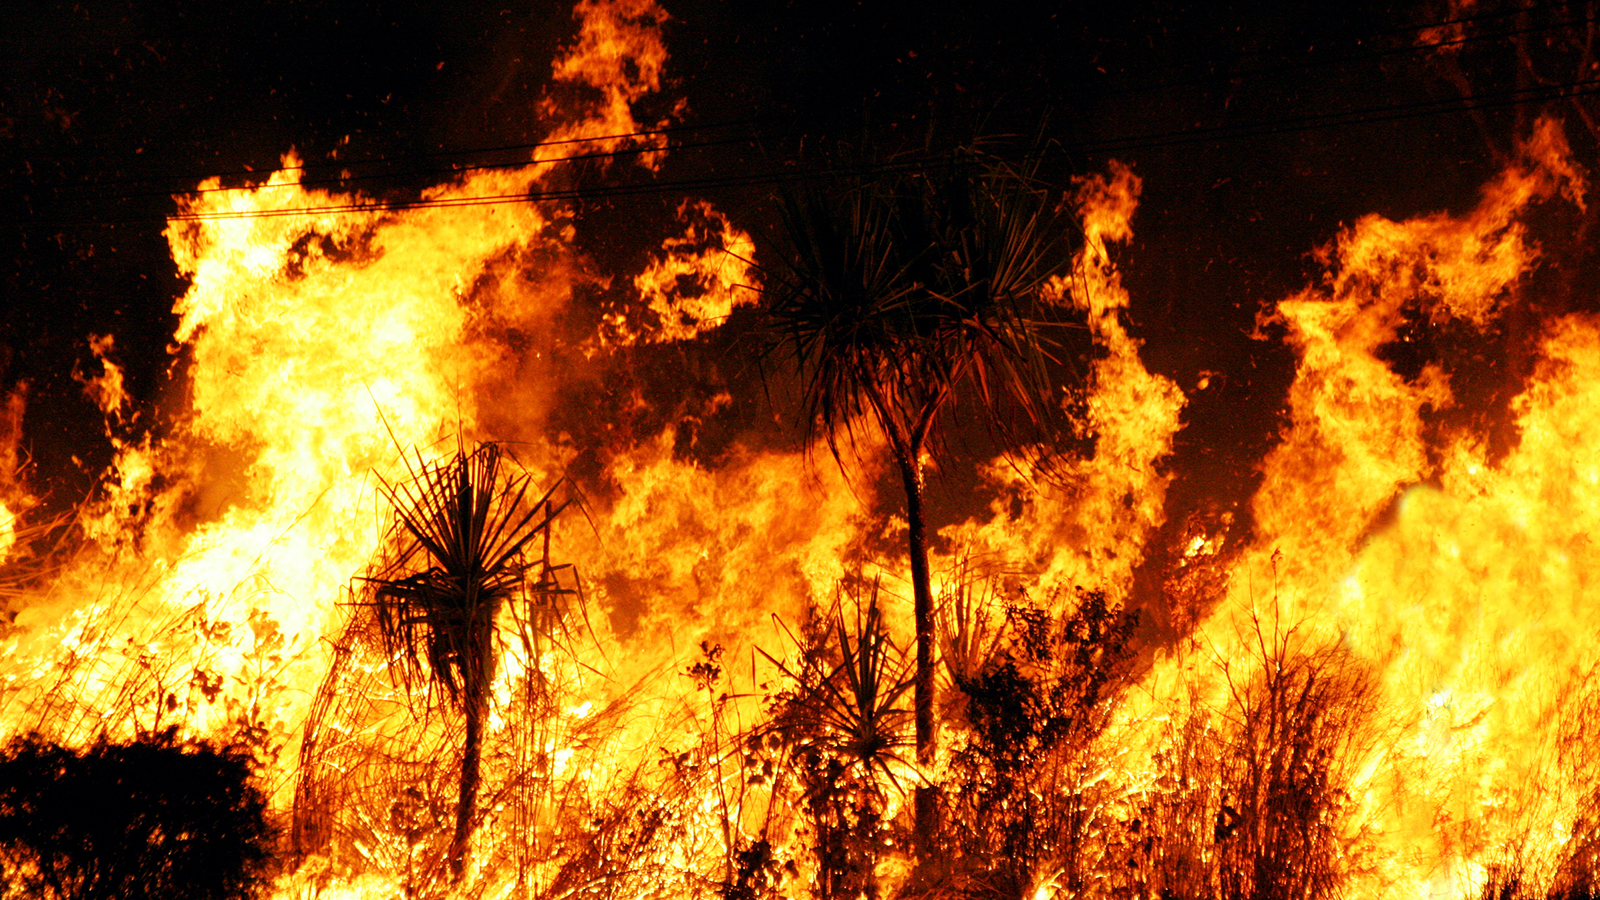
127, 72, 1600, 225
26, 3, 1600, 226
34, 0, 1596, 205
52, 118, 767, 194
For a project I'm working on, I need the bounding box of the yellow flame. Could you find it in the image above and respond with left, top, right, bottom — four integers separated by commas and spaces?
7, 3, 1600, 895
72, 334, 131, 427
617, 199, 762, 345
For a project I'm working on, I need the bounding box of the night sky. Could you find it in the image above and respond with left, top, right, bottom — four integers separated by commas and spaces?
3, 0, 1591, 571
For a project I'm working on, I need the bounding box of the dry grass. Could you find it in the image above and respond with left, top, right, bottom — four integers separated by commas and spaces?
933, 585, 1136, 900
1117, 607, 1380, 900
1475, 657, 1600, 900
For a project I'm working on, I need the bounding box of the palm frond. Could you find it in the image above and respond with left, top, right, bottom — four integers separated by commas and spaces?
363, 442, 567, 707
764, 143, 1080, 465
760, 582, 915, 791
936, 559, 1009, 695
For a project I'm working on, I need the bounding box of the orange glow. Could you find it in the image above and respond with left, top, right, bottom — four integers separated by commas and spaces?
614, 199, 762, 345
543, 0, 673, 165
0, 385, 30, 568
949, 161, 1185, 605
7, 6, 1600, 897
1110, 117, 1596, 899
73, 334, 131, 428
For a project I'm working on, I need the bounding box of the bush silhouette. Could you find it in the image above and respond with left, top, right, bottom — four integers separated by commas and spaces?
943, 588, 1136, 897
0, 730, 273, 900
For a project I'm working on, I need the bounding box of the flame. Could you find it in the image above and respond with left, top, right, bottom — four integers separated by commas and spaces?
543, 0, 673, 164
945, 161, 1185, 604
0, 505, 14, 568
1102, 117, 1595, 898
0, 385, 31, 568
72, 334, 131, 427
0, 0, 689, 816
0, 1, 862, 894
7, 3, 1600, 896
611, 199, 762, 345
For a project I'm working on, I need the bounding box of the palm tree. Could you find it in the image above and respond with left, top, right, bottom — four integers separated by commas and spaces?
761, 583, 915, 900
364, 441, 567, 883
765, 142, 1079, 857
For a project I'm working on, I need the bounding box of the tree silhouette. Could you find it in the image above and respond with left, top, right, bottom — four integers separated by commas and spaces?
0, 730, 273, 900
363, 441, 566, 883
765, 142, 1080, 857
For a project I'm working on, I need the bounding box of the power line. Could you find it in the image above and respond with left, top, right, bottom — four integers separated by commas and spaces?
44, 73, 1594, 228
1089, 75, 1600, 153
73, 130, 772, 201
34, 2, 1595, 204
51, 119, 767, 194
113, 73, 1599, 227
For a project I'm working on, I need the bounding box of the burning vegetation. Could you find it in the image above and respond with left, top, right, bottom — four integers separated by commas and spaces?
8, 1, 1600, 899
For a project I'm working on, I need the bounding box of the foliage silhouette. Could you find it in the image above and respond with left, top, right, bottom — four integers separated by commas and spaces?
362, 441, 567, 884
941, 588, 1136, 898
761, 583, 914, 900
1114, 610, 1379, 900
0, 730, 272, 900
1212, 640, 1375, 900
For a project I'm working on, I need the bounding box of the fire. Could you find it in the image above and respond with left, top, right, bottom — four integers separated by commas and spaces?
612, 199, 761, 346
0, 386, 29, 570
73, 334, 131, 429
544, 0, 673, 162
0, 505, 14, 568
6, 2, 1600, 898
1099, 118, 1596, 899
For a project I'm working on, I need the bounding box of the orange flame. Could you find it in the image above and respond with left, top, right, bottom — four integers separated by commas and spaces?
8, 5, 1600, 897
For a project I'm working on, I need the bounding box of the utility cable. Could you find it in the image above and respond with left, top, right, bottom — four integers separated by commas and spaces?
123, 73, 1600, 226
31, 2, 1596, 203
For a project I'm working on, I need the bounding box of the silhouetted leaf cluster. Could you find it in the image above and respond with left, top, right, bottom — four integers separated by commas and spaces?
762, 586, 913, 900
366, 442, 566, 709
359, 440, 569, 883
765, 141, 1084, 474
1211, 640, 1374, 900
721, 838, 789, 900
0, 730, 272, 900
943, 589, 1136, 897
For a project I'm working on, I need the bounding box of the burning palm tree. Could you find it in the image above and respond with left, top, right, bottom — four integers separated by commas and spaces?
765, 142, 1080, 857
363, 441, 567, 883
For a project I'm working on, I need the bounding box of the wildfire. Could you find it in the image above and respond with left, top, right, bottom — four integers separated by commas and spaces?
5, 2, 1600, 899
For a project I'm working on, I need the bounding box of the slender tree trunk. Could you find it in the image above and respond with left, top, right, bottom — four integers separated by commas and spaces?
449, 627, 494, 883
898, 450, 937, 862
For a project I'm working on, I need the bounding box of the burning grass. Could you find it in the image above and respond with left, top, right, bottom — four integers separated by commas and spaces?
3, 16, 1599, 894
12, 540, 1597, 900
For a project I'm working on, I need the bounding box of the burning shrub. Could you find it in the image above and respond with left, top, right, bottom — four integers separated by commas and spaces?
1125, 617, 1379, 900
938, 587, 1137, 898
277, 439, 581, 891
0, 729, 273, 900
759, 584, 914, 900
1211, 640, 1376, 900
1475, 659, 1600, 900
